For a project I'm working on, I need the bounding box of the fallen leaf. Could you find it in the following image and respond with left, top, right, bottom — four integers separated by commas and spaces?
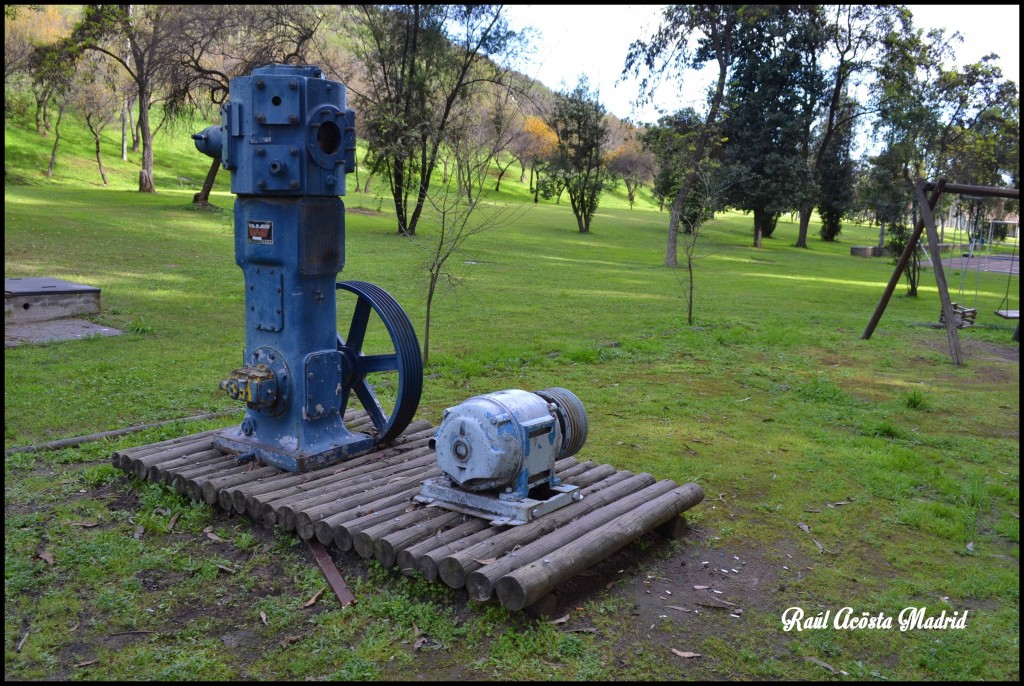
206, 532, 226, 543
693, 585, 711, 590
279, 635, 302, 649
74, 659, 98, 668
167, 512, 180, 533
134, 524, 145, 540
303, 589, 324, 608
259, 611, 268, 626
472, 557, 497, 565
797, 522, 811, 534
404, 502, 417, 513
826, 501, 850, 508
203, 526, 214, 533
672, 649, 701, 659
69, 520, 99, 528
154, 507, 171, 516
412, 621, 421, 638
666, 605, 692, 613
804, 656, 843, 674
216, 564, 235, 574
549, 614, 570, 625
966, 541, 975, 552
414, 636, 429, 650
37, 551, 55, 565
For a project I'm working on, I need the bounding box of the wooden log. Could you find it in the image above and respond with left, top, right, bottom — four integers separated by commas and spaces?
396, 517, 492, 576
185, 463, 254, 502
495, 482, 706, 611
464, 479, 679, 601
351, 505, 443, 559
247, 445, 433, 521
421, 470, 634, 584
146, 448, 225, 483
375, 510, 467, 568
223, 423, 433, 514
655, 514, 689, 540
318, 489, 428, 548
173, 458, 240, 496
202, 465, 281, 505
418, 523, 502, 582
113, 429, 222, 468
439, 471, 653, 590
561, 463, 617, 489
294, 467, 441, 539
554, 460, 597, 481
126, 439, 218, 479
272, 452, 436, 530
161, 452, 232, 487
324, 500, 412, 549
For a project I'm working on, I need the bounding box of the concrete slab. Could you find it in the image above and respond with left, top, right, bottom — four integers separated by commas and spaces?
4, 318, 122, 348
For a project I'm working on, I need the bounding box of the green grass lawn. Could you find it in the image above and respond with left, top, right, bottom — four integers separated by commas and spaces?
4, 103, 1019, 681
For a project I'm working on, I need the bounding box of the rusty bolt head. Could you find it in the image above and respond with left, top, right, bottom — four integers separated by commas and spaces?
289, 80, 297, 90
289, 180, 299, 189
256, 179, 266, 189
289, 114, 298, 124
255, 80, 265, 89
255, 113, 265, 124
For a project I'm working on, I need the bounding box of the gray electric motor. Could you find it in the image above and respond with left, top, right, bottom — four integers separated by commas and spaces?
420, 387, 588, 525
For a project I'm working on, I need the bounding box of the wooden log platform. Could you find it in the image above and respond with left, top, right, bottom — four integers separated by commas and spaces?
111, 409, 705, 612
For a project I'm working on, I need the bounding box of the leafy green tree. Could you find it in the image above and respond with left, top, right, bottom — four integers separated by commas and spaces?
625, 4, 739, 266
793, 5, 902, 248
720, 6, 818, 247
543, 77, 610, 233
817, 97, 858, 241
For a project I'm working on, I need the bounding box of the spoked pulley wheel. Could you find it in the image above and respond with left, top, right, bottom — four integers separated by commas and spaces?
336, 280, 423, 444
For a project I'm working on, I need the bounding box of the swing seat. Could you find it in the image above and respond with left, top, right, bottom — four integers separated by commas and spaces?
940, 302, 977, 328
994, 309, 1019, 320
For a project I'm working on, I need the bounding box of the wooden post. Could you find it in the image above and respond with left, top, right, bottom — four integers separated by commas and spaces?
375, 510, 467, 568
862, 179, 945, 340
917, 180, 964, 366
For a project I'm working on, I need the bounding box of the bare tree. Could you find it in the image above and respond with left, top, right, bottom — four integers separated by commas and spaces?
348, 4, 527, 236
70, 5, 181, 192
75, 53, 121, 185
672, 170, 724, 324
414, 82, 529, 366
166, 4, 329, 206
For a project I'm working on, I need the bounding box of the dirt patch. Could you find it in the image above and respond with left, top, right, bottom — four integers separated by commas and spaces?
347, 207, 382, 216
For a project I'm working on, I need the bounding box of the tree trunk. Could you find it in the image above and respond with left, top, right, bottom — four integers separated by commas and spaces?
121, 94, 130, 161
795, 205, 812, 248
753, 208, 767, 248
44, 104, 66, 176
93, 128, 108, 185
193, 156, 220, 206
137, 90, 156, 192
665, 206, 680, 267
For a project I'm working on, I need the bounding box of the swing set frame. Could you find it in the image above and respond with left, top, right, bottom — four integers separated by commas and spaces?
863, 178, 1019, 365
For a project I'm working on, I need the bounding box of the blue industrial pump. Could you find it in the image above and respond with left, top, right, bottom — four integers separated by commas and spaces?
193, 64, 422, 472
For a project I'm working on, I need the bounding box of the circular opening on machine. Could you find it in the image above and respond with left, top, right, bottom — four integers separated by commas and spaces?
271, 95, 282, 106
317, 120, 341, 155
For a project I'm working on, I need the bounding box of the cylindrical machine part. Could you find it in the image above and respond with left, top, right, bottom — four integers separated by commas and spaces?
431, 388, 588, 493
535, 387, 588, 460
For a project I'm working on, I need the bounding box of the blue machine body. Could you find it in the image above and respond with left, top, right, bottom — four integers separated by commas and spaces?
194, 64, 374, 472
